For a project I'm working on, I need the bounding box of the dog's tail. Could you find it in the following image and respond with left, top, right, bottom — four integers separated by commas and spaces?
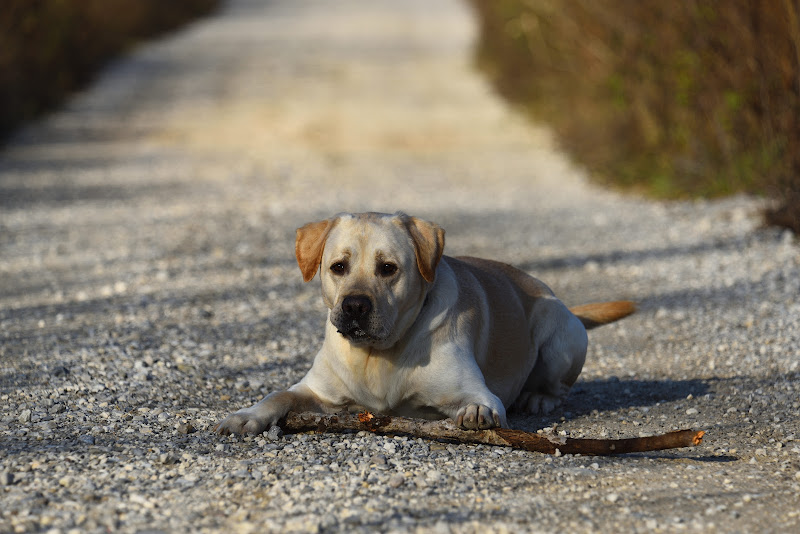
569, 301, 636, 330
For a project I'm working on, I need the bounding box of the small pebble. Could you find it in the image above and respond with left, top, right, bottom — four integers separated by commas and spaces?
160, 454, 180, 465
387, 473, 405, 488
177, 422, 196, 434
426, 469, 442, 483
266, 425, 284, 441
1, 471, 14, 486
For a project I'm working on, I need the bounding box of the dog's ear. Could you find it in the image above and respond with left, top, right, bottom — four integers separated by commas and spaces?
296, 218, 335, 282
405, 216, 445, 283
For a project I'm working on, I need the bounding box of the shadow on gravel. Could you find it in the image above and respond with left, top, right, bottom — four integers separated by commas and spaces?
510, 376, 710, 429
566, 376, 710, 415
517, 235, 758, 273
640, 453, 740, 462
636, 273, 780, 312
0, 180, 185, 210
432, 209, 758, 266
0, 147, 188, 209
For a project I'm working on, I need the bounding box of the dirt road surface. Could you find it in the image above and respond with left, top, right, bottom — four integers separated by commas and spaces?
2, 1, 799, 532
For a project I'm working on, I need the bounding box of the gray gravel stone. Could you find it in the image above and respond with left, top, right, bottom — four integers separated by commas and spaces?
1, 471, 14, 486
176, 421, 196, 434
266, 425, 284, 441
1, 0, 799, 533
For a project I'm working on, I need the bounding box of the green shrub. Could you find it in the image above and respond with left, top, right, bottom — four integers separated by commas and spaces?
470, 0, 800, 232
0, 0, 219, 141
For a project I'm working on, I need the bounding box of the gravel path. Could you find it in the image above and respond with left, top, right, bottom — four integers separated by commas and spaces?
2, 1, 799, 532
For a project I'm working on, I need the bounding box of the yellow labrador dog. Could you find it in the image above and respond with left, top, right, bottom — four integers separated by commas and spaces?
216, 212, 634, 434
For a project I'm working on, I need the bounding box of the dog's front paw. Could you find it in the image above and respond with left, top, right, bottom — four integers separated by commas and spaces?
455, 403, 503, 430
214, 408, 271, 435
215, 390, 307, 436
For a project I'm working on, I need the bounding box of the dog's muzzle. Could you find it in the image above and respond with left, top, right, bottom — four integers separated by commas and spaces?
334, 295, 376, 342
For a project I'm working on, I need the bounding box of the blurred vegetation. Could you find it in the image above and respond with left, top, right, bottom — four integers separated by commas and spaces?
470, 0, 800, 233
0, 0, 219, 142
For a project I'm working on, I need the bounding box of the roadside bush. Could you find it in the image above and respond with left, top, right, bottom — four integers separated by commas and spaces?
0, 0, 219, 141
470, 0, 800, 233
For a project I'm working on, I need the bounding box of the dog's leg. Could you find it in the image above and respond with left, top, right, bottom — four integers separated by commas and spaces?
426, 357, 508, 429
516, 313, 588, 415
215, 383, 324, 435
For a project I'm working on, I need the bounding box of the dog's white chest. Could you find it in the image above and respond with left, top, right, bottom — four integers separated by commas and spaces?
342, 354, 408, 412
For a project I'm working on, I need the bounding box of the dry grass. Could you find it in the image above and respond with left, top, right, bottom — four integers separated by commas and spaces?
0, 0, 219, 141
470, 0, 800, 232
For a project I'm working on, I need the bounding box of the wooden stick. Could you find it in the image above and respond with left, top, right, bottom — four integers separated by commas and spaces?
281, 411, 704, 456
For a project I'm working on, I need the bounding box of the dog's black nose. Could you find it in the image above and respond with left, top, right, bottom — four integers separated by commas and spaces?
341, 295, 372, 319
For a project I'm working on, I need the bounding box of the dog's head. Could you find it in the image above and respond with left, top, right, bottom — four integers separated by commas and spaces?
295, 212, 445, 349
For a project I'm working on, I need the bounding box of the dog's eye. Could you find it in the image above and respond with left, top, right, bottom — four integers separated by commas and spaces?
378, 262, 398, 277
330, 262, 347, 275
